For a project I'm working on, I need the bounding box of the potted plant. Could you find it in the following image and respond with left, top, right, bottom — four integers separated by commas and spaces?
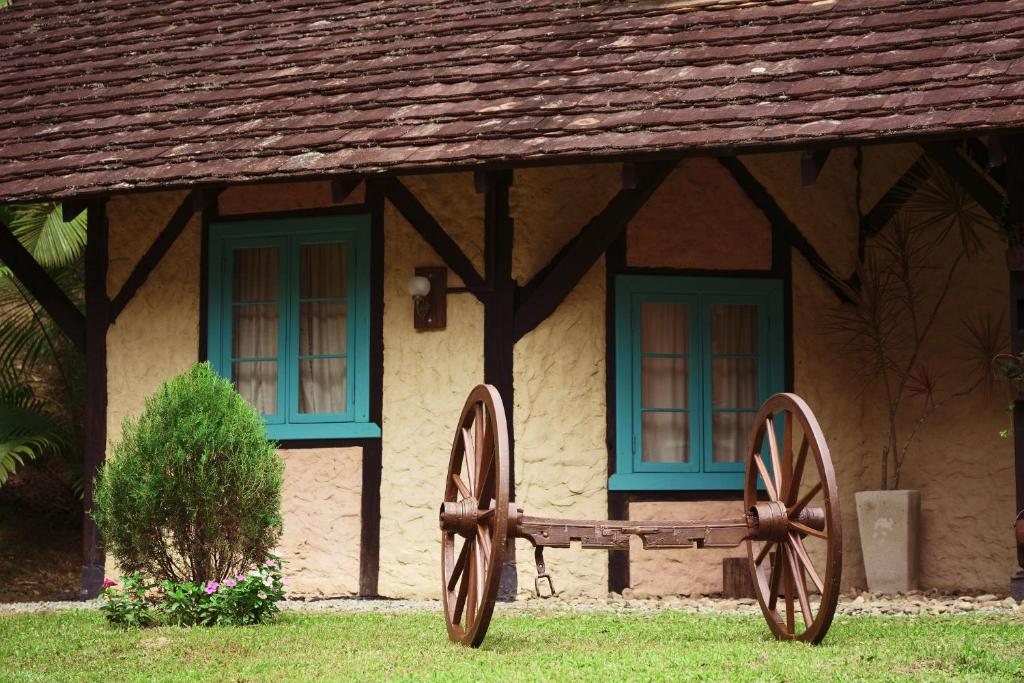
831, 158, 999, 593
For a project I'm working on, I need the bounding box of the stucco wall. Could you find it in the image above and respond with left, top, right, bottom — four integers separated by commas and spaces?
377, 173, 485, 597
105, 188, 363, 595
511, 164, 620, 598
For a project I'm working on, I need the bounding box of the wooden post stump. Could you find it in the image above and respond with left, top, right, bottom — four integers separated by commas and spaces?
722, 556, 756, 599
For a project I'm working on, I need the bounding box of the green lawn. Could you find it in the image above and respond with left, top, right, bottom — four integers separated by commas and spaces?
1, 609, 1023, 682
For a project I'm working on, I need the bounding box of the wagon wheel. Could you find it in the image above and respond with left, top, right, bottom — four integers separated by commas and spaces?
744, 393, 842, 644
440, 385, 510, 647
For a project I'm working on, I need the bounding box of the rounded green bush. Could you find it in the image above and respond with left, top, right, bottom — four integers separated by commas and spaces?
93, 362, 283, 584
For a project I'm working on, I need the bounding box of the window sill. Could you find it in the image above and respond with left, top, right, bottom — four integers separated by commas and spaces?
609, 471, 744, 491
266, 422, 381, 441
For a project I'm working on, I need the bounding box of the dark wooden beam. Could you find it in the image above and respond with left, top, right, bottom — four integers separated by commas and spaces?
800, 149, 831, 187
359, 181, 385, 597
719, 157, 851, 304
605, 233, 629, 594
62, 199, 88, 223
380, 178, 486, 299
80, 200, 109, 599
860, 156, 929, 254
110, 189, 220, 323
923, 142, 1006, 221
0, 217, 86, 352
514, 161, 677, 342
331, 176, 362, 204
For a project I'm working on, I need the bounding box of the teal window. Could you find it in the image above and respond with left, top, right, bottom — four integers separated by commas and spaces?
207, 215, 379, 440
610, 276, 783, 491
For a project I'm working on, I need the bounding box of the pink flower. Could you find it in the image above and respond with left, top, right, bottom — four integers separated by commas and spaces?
281, 576, 288, 586
101, 578, 117, 588
223, 578, 236, 588
236, 574, 246, 582
204, 581, 219, 594
264, 560, 278, 568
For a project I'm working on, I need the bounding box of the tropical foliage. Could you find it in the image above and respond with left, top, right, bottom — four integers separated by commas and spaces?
0, 203, 86, 494
830, 157, 1004, 490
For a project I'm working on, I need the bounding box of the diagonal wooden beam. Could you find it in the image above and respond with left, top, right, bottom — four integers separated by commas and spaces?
719, 157, 851, 304
0, 215, 85, 352
922, 142, 1006, 221
513, 160, 677, 342
380, 177, 485, 300
861, 156, 929, 239
110, 188, 220, 323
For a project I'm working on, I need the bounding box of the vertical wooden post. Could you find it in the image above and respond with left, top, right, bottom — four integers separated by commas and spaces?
606, 233, 630, 594
481, 170, 518, 600
1007, 138, 1024, 601
80, 199, 109, 599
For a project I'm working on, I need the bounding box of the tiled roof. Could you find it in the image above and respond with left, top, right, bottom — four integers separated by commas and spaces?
1, 0, 1022, 202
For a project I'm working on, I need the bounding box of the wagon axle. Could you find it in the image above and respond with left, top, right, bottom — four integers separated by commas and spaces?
439, 385, 842, 647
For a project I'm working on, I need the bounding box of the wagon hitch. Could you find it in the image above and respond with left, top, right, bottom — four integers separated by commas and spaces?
533, 547, 556, 598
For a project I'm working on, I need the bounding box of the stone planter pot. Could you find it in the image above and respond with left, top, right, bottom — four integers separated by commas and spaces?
855, 490, 921, 594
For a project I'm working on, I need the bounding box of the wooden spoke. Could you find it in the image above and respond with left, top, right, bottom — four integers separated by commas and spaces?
755, 541, 774, 566
789, 520, 828, 540
784, 543, 814, 628
788, 481, 822, 518
461, 427, 476, 490
448, 539, 471, 592
452, 556, 469, 624
768, 550, 783, 611
452, 473, 472, 500
753, 453, 779, 501
477, 524, 492, 556
787, 436, 809, 506
781, 411, 793, 501
789, 533, 825, 594
466, 544, 477, 626
473, 403, 485, 478
475, 422, 495, 502
783, 550, 795, 634
473, 536, 487, 610
478, 507, 494, 521
765, 417, 782, 495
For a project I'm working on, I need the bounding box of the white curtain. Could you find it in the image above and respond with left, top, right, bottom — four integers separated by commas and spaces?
232, 247, 279, 415
298, 243, 347, 414
710, 304, 758, 463
640, 303, 689, 463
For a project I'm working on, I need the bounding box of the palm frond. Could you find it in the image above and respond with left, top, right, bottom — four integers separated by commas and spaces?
0, 202, 87, 268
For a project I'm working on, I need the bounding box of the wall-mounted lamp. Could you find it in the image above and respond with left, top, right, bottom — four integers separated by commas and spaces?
408, 266, 447, 330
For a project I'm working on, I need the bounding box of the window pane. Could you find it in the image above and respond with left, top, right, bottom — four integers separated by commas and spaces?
642, 412, 689, 463
711, 358, 758, 408
712, 412, 757, 463
299, 301, 347, 356
300, 243, 347, 299
299, 358, 347, 414
232, 304, 278, 359
233, 247, 279, 302
641, 303, 688, 354
711, 304, 757, 354
233, 361, 277, 415
641, 358, 687, 409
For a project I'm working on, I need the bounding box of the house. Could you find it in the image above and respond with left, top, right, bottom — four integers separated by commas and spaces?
1, 0, 1022, 602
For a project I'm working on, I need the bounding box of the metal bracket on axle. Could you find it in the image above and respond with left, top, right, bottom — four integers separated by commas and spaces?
533, 547, 556, 598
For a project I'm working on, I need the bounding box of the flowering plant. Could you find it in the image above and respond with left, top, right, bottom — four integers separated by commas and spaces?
99, 556, 287, 628
98, 572, 155, 628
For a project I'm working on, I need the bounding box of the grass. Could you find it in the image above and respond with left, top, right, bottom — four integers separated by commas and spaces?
1, 609, 1023, 682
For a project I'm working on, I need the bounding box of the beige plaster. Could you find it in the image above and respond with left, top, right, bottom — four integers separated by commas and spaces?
628, 158, 772, 270
378, 173, 485, 598
278, 447, 363, 596
629, 501, 748, 596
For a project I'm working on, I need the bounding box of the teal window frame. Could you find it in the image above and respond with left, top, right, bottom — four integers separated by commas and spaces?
207, 214, 380, 440
610, 275, 784, 491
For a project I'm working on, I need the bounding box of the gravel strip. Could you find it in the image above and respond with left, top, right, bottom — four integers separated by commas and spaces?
3, 592, 1021, 617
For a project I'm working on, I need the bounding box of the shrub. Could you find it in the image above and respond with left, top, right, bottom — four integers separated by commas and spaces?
93, 362, 283, 585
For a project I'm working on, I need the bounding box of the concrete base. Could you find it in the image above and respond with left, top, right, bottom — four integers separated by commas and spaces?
856, 490, 921, 593
1012, 571, 1024, 601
